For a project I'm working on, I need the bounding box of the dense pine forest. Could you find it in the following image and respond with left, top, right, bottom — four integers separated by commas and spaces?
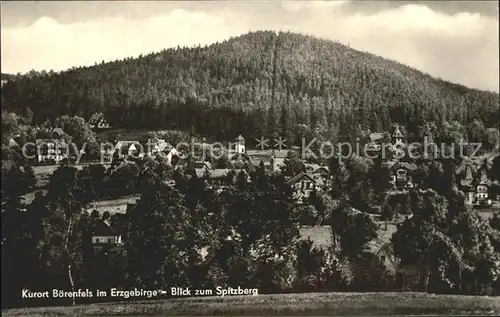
1, 31, 499, 142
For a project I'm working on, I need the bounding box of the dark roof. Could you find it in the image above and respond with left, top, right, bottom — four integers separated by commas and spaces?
286, 172, 318, 185
194, 161, 211, 169
92, 220, 117, 236
385, 160, 417, 171
392, 125, 404, 137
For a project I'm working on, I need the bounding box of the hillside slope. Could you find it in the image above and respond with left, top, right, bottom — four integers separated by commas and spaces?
1, 31, 498, 141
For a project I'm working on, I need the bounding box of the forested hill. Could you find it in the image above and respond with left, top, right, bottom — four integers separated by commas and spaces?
1, 31, 498, 141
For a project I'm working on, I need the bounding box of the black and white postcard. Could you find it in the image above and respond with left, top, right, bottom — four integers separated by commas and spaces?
1, 1, 499, 316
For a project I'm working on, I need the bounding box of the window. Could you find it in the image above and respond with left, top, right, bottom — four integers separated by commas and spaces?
380, 255, 386, 262
95, 238, 100, 243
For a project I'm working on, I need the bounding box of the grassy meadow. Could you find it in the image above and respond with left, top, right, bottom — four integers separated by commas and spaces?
3, 292, 500, 316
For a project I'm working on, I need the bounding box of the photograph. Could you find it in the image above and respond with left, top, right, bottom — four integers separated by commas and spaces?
1, 1, 499, 316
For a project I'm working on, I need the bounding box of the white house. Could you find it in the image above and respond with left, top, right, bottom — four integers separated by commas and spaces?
114, 141, 142, 158
234, 135, 246, 154
88, 112, 111, 130
91, 219, 123, 250
271, 150, 290, 173
35, 139, 69, 164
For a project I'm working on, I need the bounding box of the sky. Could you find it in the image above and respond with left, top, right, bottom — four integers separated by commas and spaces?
1, 1, 499, 92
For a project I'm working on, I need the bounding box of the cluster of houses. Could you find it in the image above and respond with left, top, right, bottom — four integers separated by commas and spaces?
12, 115, 496, 265
459, 164, 493, 207
72, 126, 497, 292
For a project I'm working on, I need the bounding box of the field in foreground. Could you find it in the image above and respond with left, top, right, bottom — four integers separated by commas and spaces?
3, 292, 500, 316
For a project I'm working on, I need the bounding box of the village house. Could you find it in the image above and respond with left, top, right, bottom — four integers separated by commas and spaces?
91, 219, 123, 251
286, 172, 325, 204
386, 160, 418, 191
366, 125, 406, 155
7, 137, 19, 148
193, 168, 250, 187
194, 161, 212, 169
304, 163, 331, 187
150, 138, 171, 154
114, 140, 143, 158
52, 127, 66, 139
35, 138, 69, 164
475, 178, 491, 206
233, 135, 246, 155
271, 150, 291, 173
366, 132, 388, 152
88, 112, 111, 130
460, 165, 492, 207
392, 125, 405, 148
364, 241, 398, 275
194, 168, 231, 186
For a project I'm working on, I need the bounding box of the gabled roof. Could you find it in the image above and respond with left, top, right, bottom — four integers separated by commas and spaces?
52, 128, 65, 137
230, 152, 251, 161
310, 173, 325, 186
299, 226, 334, 251
194, 161, 212, 169
128, 143, 138, 152
392, 125, 404, 138
477, 172, 490, 187
115, 140, 141, 152
235, 135, 245, 141
385, 160, 417, 171
153, 140, 171, 152
8, 138, 19, 147
365, 240, 397, 269
286, 172, 317, 185
92, 220, 118, 236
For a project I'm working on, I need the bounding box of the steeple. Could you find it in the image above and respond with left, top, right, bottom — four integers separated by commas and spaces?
234, 135, 245, 154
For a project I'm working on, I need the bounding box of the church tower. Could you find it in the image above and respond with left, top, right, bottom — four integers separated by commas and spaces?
235, 135, 245, 154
